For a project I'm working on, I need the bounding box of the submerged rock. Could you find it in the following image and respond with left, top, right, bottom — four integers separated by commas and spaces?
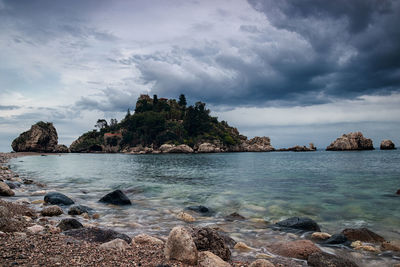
225, 212, 245, 221
191, 226, 231, 261
326, 132, 373, 151
380, 140, 396, 150
44, 192, 74, 206
99, 189, 131, 205
164, 226, 198, 265
273, 217, 321, 232
249, 259, 275, 267
269, 240, 321, 260
341, 228, 385, 243
63, 227, 131, 243
307, 252, 359, 267
68, 205, 94, 215
323, 234, 348, 245
185, 205, 213, 215
57, 218, 83, 231
11, 121, 59, 152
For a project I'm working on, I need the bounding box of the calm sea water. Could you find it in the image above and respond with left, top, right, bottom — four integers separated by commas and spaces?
9, 151, 400, 263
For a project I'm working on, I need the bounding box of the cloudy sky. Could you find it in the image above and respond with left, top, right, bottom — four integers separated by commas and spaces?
0, 0, 399, 152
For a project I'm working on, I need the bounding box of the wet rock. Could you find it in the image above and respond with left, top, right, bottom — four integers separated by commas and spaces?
273, 217, 321, 232
164, 226, 198, 265
225, 212, 245, 221
396, 189, 400, 195
99, 238, 130, 250
27, 224, 45, 234
0, 181, 14, 196
355, 245, 380, 253
234, 241, 253, 252
341, 228, 385, 243
82, 213, 90, 219
99, 189, 131, 205
177, 211, 196, 222
132, 233, 164, 245
249, 259, 275, 267
68, 205, 94, 215
219, 232, 237, 248
380, 139, 395, 150
41, 205, 63, 216
57, 218, 83, 231
307, 252, 359, 267
15, 198, 30, 204
191, 226, 231, 261
324, 234, 348, 245
92, 213, 100, 219
44, 192, 74, 206
23, 179, 34, 184
311, 232, 331, 241
185, 205, 212, 215
32, 199, 45, 204
381, 240, 400, 252
4, 181, 17, 189
198, 251, 231, 267
11, 122, 58, 152
63, 227, 131, 243
269, 240, 321, 260
326, 132, 373, 151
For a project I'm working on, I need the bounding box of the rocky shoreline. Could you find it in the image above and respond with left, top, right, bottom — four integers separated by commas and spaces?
1, 153, 400, 267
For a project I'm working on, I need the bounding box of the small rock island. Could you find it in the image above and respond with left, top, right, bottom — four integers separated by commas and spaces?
326, 132, 374, 151
11, 122, 69, 153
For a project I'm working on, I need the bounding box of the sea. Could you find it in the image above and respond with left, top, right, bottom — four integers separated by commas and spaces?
9, 150, 400, 266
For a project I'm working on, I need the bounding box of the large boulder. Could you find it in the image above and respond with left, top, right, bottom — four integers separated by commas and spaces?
99, 189, 131, 205
159, 144, 175, 153
326, 132, 373, 151
273, 217, 321, 232
63, 227, 131, 243
44, 192, 74, 206
12, 122, 58, 152
242, 137, 275, 152
269, 240, 321, 260
164, 226, 198, 265
380, 140, 396, 150
307, 252, 359, 267
190, 227, 231, 261
341, 228, 385, 243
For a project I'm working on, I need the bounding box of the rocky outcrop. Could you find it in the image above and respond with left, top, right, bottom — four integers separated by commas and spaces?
44, 192, 74, 206
278, 144, 317, 152
11, 122, 67, 152
380, 140, 396, 150
241, 137, 275, 152
326, 132, 373, 151
273, 217, 321, 232
198, 143, 221, 153
99, 190, 131, 205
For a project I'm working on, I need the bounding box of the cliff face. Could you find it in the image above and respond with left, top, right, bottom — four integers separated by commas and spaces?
326, 132, 373, 151
12, 122, 60, 152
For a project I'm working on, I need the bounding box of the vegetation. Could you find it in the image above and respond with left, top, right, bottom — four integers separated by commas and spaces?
70, 94, 241, 152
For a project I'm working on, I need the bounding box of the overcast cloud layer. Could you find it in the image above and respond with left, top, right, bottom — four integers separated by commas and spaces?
0, 0, 399, 151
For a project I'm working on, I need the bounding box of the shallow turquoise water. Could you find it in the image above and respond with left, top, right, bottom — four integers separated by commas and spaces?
10, 151, 400, 241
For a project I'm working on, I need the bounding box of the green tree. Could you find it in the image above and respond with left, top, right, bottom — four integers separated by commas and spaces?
178, 94, 187, 107
95, 119, 108, 130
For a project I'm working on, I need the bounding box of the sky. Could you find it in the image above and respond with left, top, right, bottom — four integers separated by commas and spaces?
0, 0, 399, 152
